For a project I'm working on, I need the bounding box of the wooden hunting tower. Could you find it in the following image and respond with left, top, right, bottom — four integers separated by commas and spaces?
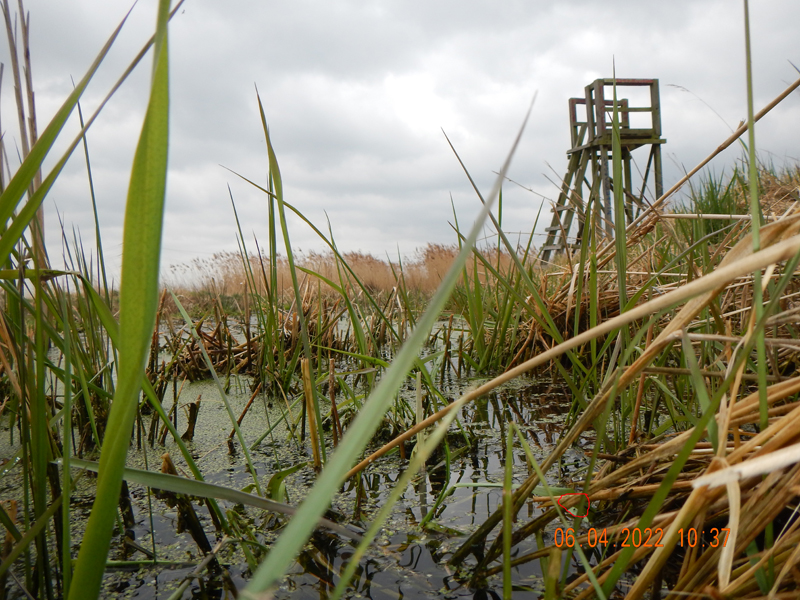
540, 79, 665, 262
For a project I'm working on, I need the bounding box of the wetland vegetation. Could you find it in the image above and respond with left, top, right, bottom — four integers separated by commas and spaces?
3, 1, 800, 599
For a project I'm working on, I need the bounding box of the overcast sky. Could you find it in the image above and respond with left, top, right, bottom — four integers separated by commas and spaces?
2, 0, 799, 282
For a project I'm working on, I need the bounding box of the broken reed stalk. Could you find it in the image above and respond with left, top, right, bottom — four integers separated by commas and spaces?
490, 376, 800, 595
455, 215, 800, 567
302, 358, 322, 470
228, 382, 262, 439
508, 405, 800, 597
158, 453, 218, 571
624, 74, 800, 228
415, 370, 425, 465
643, 366, 782, 382
329, 358, 341, 447
544, 546, 562, 600
658, 213, 775, 220
164, 536, 232, 600
502, 427, 513, 600
181, 395, 201, 441
629, 287, 654, 444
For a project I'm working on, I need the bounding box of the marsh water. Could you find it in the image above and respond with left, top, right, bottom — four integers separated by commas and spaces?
0, 334, 596, 600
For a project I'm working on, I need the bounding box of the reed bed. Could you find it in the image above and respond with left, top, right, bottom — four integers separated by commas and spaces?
164, 244, 514, 311
435, 126, 800, 599
2, 1, 800, 599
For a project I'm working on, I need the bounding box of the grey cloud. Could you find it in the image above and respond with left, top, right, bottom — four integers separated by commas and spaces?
2, 0, 799, 279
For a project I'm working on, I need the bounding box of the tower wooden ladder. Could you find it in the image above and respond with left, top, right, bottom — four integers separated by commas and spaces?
540, 79, 665, 263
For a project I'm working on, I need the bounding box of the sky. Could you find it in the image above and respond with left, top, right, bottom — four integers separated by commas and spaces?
2, 0, 799, 283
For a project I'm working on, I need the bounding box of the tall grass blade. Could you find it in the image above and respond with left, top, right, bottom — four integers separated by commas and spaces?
0, 9, 129, 229
328, 361, 474, 600
743, 0, 770, 435
74, 95, 109, 300
682, 332, 719, 453
255, 90, 328, 463
502, 427, 513, 600
64, 458, 357, 540
59, 292, 73, 596
241, 97, 536, 597
0, 495, 62, 580
67, 3, 170, 598
743, 1, 774, 578
0, 1, 187, 267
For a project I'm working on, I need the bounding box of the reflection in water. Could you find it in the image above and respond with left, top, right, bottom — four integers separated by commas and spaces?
268, 378, 581, 599
57, 375, 581, 600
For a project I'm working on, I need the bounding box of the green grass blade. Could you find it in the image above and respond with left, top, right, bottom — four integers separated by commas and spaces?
743, 0, 769, 433
0, 9, 130, 228
75, 96, 109, 300
743, 1, 774, 573
60, 293, 73, 596
682, 333, 718, 452
64, 458, 357, 541
224, 168, 406, 346
67, 3, 170, 598
266, 463, 307, 503
0, 1, 186, 267
0, 494, 62, 581
510, 423, 607, 599
328, 374, 477, 599
442, 127, 588, 384
255, 90, 328, 464
503, 427, 513, 600
241, 97, 536, 597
